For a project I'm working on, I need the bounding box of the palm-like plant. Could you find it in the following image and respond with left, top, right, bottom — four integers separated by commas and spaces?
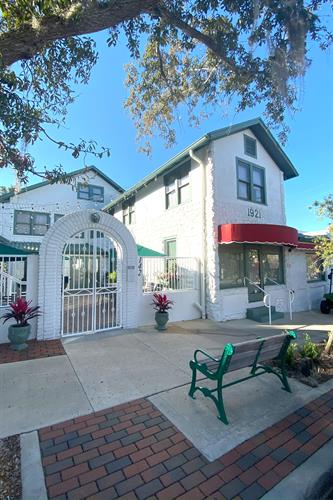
1, 297, 41, 327
152, 293, 173, 313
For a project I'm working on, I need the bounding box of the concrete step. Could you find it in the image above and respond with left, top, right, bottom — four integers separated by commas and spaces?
246, 306, 284, 323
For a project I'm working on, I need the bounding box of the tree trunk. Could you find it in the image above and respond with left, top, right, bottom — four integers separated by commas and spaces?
0, 0, 160, 67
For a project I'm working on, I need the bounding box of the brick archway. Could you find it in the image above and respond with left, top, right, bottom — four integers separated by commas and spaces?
37, 210, 138, 340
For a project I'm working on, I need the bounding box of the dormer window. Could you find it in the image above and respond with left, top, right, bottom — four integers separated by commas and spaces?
244, 134, 257, 158
77, 183, 104, 202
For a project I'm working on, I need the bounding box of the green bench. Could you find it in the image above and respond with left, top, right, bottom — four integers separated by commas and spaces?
189, 331, 297, 424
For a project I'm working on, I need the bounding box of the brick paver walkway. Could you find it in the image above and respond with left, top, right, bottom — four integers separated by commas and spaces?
0, 339, 65, 364
39, 390, 333, 500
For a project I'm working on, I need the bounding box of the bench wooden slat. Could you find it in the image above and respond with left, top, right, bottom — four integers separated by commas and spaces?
232, 334, 286, 353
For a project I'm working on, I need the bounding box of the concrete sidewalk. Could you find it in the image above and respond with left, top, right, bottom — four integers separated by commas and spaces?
0, 313, 331, 439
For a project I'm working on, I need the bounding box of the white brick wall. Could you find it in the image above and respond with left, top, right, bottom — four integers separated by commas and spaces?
37, 210, 138, 340
0, 171, 120, 245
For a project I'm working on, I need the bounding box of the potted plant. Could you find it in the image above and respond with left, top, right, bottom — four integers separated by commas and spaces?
152, 293, 173, 331
1, 297, 41, 351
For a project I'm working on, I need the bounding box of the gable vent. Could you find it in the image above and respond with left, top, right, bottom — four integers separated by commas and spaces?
244, 135, 257, 158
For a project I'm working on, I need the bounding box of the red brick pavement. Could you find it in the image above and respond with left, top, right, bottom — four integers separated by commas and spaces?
39, 389, 333, 500
0, 339, 65, 364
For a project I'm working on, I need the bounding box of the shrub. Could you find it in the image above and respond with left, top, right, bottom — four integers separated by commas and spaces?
301, 333, 320, 360
286, 342, 299, 367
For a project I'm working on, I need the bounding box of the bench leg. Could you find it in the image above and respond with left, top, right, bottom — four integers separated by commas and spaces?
280, 362, 291, 393
216, 379, 228, 425
189, 361, 197, 398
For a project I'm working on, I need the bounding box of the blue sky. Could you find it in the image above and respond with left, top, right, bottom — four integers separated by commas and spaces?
1, 32, 332, 231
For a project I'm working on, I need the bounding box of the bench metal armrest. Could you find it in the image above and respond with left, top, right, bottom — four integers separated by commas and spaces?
193, 349, 220, 364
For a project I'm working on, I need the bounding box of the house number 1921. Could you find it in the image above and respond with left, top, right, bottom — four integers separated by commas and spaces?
247, 207, 262, 219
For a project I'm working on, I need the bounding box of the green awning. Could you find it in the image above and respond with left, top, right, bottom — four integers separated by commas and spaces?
0, 243, 33, 255
136, 244, 165, 257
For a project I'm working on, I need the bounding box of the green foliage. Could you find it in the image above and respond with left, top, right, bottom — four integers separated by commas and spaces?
312, 195, 333, 269
0, 1, 332, 179
108, 271, 117, 283
300, 333, 320, 360
286, 342, 299, 367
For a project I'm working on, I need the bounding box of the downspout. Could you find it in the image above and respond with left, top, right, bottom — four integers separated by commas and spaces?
189, 149, 206, 319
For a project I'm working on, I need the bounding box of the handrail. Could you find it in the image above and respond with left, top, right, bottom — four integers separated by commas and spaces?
0, 269, 26, 286
244, 276, 272, 325
265, 276, 295, 321
243, 276, 265, 294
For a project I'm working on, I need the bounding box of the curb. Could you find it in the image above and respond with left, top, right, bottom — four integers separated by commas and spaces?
21, 431, 47, 500
261, 439, 333, 500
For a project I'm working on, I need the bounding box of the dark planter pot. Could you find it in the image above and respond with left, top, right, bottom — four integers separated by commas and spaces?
155, 312, 169, 331
8, 324, 31, 351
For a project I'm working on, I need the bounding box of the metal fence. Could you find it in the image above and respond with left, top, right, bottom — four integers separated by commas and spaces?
140, 257, 200, 293
0, 256, 27, 307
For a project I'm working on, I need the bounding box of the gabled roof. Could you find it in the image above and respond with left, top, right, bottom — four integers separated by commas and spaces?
0, 166, 124, 203
104, 117, 298, 211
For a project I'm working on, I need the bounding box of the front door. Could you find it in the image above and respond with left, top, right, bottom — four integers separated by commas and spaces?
245, 247, 264, 302
61, 229, 122, 336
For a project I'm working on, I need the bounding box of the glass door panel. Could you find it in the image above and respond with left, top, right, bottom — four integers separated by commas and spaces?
246, 247, 264, 302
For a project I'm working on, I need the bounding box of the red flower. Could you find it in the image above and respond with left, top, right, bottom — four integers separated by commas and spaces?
151, 293, 174, 313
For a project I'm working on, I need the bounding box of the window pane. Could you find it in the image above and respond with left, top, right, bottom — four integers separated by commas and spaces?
238, 181, 250, 200
219, 247, 244, 287
179, 183, 190, 204
263, 251, 283, 284
91, 186, 104, 202
15, 223, 31, 235
16, 212, 31, 223
179, 170, 189, 187
78, 190, 90, 200
238, 163, 250, 182
166, 190, 177, 208
253, 168, 264, 186
34, 213, 48, 225
306, 254, 322, 281
253, 185, 264, 203
32, 224, 48, 236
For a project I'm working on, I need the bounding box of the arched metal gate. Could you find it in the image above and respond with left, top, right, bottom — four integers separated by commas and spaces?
61, 229, 122, 336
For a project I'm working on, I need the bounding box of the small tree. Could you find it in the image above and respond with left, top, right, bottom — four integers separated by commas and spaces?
312, 195, 333, 270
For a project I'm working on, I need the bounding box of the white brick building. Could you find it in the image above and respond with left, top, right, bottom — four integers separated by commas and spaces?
0, 118, 329, 342
106, 118, 329, 323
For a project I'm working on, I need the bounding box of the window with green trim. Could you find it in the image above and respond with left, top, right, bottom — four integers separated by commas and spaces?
237, 159, 266, 204
219, 244, 284, 289
122, 197, 135, 225
306, 253, 325, 282
14, 210, 50, 236
77, 183, 104, 202
165, 163, 190, 209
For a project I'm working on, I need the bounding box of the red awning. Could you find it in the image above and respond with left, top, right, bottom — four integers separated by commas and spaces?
218, 223, 312, 248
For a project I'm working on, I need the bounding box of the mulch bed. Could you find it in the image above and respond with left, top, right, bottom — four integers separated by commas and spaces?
0, 435, 21, 500
0, 339, 66, 365
287, 344, 333, 388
